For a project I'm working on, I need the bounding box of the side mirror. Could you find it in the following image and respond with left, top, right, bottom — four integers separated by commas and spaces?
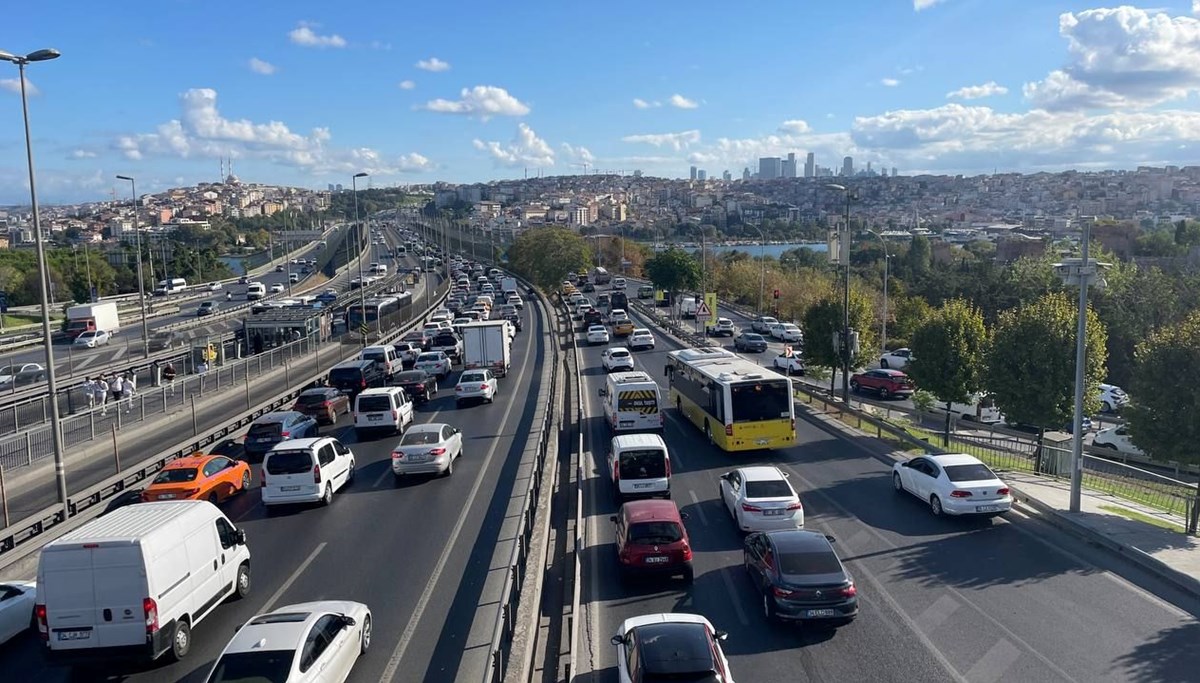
715, 630, 728, 641
781, 472, 790, 478
825, 535, 836, 543
598, 387, 608, 397
609, 515, 618, 524
610, 635, 626, 646
680, 512, 690, 520
236, 529, 248, 545
341, 615, 357, 628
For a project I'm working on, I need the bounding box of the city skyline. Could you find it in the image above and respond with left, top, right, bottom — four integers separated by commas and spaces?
3, 1, 1200, 203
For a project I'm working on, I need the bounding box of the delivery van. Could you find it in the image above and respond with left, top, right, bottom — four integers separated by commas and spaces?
598, 371, 664, 433
35, 501, 251, 665
607, 433, 672, 499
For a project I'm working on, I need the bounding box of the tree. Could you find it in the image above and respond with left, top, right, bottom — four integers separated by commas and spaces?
1124, 311, 1200, 532
908, 299, 990, 445
645, 248, 701, 310
901, 234, 932, 278
984, 292, 1107, 432
801, 290, 877, 396
506, 227, 591, 291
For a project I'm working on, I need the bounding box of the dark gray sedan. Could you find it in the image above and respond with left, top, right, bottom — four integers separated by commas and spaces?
734, 332, 769, 353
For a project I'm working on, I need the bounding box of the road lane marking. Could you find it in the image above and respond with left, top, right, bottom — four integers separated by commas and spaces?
261, 542, 326, 613
915, 594, 961, 633
965, 639, 1022, 683
688, 489, 709, 526
372, 467, 391, 489
380, 308, 537, 683
718, 566, 750, 626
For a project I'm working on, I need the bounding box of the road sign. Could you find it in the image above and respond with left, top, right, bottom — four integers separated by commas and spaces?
359, 323, 370, 336
704, 292, 718, 324
695, 301, 711, 318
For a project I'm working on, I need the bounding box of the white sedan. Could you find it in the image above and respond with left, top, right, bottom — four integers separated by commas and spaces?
602, 347, 635, 373
0, 581, 35, 646
204, 601, 372, 683
775, 323, 803, 343
391, 422, 464, 478
73, 330, 110, 348
628, 328, 655, 351
270, 283, 286, 293
1092, 425, 1144, 456
455, 369, 498, 406
586, 324, 610, 345
879, 347, 914, 369
207, 281, 223, 291
414, 351, 452, 379
892, 453, 1012, 516
719, 466, 804, 532
772, 353, 805, 375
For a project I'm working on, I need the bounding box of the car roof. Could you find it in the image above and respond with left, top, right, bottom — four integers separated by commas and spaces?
357, 387, 400, 396
255, 411, 303, 423
620, 612, 712, 634
622, 499, 682, 523
738, 465, 788, 482
161, 455, 214, 470
765, 528, 837, 553
267, 437, 326, 451
612, 432, 666, 449
636, 621, 717, 675
874, 369, 908, 377
926, 453, 986, 467
407, 422, 448, 434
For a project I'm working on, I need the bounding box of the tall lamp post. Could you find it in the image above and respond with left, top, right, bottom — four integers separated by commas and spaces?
3, 46, 69, 517
752, 226, 766, 315
867, 229, 891, 353
826, 184, 854, 404
115, 175, 151, 357
351, 172, 369, 339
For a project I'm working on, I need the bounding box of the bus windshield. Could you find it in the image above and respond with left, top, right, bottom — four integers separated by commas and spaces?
730, 380, 791, 422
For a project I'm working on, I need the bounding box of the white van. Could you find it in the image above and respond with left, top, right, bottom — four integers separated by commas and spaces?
152, 277, 188, 296
261, 437, 356, 507
370, 263, 389, 275
360, 344, 401, 379
245, 282, 266, 300
36, 501, 250, 665
354, 387, 414, 438
598, 371, 664, 432
607, 433, 672, 499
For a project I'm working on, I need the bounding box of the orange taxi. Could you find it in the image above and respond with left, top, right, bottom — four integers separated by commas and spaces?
142, 453, 252, 504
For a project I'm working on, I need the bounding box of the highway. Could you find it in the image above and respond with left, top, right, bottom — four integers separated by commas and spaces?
0, 263, 549, 682
571, 281, 1200, 683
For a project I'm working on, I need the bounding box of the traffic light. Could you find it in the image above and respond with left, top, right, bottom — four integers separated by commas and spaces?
773, 289, 781, 299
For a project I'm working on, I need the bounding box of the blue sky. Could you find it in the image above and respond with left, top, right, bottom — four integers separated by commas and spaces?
3, 0, 1200, 203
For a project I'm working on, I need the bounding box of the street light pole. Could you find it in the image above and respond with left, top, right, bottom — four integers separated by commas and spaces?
868, 229, 891, 353
827, 184, 853, 404
753, 226, 766, 315
351, 172, 369, 340
115, 175, 151, 357
3, 47, 68, 518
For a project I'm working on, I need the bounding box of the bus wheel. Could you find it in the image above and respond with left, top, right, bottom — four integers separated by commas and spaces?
704, 421, 713, 444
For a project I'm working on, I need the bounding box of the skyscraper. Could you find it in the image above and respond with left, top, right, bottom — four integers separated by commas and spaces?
842, 156, 854, 177
742, 167, 751, 181
758, 157, 782, 179
722, 170, 732, 181
783, 153, 798, 178
697, 170, 707, 181
690, 166, 697, 181
804, 152, 815, 178
891, 167, 899, 177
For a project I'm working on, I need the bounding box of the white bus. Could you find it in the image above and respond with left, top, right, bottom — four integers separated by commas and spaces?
598, 371, 664, 433
152, 277, 187, 296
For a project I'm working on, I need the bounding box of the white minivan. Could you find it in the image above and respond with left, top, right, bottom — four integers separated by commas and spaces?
608, 433, 672, 499
245, 282, 267, 300
354, 387, 414, 438
36, 501, 251, 665
360, 344, 401, 379
599, 371, 663, 433
261, 437, 356, 508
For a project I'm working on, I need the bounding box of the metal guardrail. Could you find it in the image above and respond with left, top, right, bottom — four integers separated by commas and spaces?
0, 275, 451, 565
567, 294, 584, 683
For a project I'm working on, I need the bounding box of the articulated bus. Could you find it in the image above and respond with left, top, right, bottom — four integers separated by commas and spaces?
346, 292, 414, 334
664, 348, 796, 452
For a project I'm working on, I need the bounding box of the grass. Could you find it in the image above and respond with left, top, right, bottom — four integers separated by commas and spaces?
1099, 504, 1185, 533
1, 313, 50, 329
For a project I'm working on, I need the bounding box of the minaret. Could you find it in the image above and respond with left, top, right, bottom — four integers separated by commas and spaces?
220, 157, 225, 181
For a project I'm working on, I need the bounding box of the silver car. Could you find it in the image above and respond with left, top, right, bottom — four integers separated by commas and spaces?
390, 423, 464, 479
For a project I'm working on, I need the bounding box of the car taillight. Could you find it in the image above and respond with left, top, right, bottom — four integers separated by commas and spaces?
361, 379, 367, 388
772, 586, 794, 598
950, 490, 973, 498
143, 597, 159, 634
391, 410, 398, 420
260, 468, 266, 487
742, 503, 762, 512
35, 604, 47, 640
280, 431, 290, 439
429, 447, 447, 456
787, 502, 803, 511
322, 401, 332, 408
725, 424, 733, 436
391, 451, 404, 460
184, 488, 200, 496
841, 583, 858, 597
456, 385, 463, 392
681, 542, 692, 561
313, 464, 322, 484
996, 487, 1010, 496
665, 458, 671, 477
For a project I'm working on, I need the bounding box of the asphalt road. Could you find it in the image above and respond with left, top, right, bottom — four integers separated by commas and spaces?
0, 276, 548, 683
571, 300, 1200, 683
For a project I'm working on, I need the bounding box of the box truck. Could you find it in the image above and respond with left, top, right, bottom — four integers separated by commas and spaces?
461, 320, 512, 377
65, 302, 120, 340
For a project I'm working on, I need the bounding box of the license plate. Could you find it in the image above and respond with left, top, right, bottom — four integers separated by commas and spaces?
257, 438, 273, 443
619, 421, 634, 427
633, 483, 654, 489
644, 556, 669, 564
157, 493, 176, 500
805, 609, 837, 618
57, 630, 91, 641
281, 486, 301, 492
756, 438, 770, 446
369, 415, 383, 421
976, 505, 1001, 512
763, 509, 786, 516
407, 455, 428, 463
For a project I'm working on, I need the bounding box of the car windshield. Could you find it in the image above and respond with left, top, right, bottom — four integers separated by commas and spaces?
417, 354, 440, 363
264, 451, 313, 475
362, 350, 385, 362
247, 423, 282, 439
628, 521, 683, 545
944, 463, 997, 482
730, 380, 791, 422
358, 395, 393, 412
461, 372, 487, 383
400, 430, 442, 446
618, 450, 667, 479
745, 480, 793, 498
396, 372, 427, 383
778, 550, 844, 577
296, 393, 330, 406
152, 468, 199, 484
205, 650, 296, 683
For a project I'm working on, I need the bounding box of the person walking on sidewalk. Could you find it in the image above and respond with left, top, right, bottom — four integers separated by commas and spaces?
121, 371, 136, 413
110, 373, 124, 408
83, 377, 98, 411
162, 361, 177, 395
96, 376, 110, 416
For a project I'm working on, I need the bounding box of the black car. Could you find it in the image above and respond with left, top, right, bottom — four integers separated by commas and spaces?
734, 332, 769, 353
197, 301, 218, 317
581, 281, 596, 293
744, 529, 858, 626
243, 410, 320, 460
403, 329, 433, 351
328, 359, 386, 396
583, 309, 604, 326
393, 370, 438, 403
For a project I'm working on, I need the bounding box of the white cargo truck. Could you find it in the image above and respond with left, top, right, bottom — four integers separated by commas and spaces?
65, 302, 120, 340
461, 320, 512, 377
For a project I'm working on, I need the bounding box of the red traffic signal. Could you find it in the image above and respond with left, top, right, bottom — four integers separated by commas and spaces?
773, 289, 781, 299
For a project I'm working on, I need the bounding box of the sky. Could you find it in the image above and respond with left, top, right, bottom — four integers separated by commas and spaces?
3, 0, 1200, 204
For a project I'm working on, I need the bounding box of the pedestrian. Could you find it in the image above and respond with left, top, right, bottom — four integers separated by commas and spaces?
162, 361, 177, 395
197, 360, 209, 376
96, 376, 110, 416
122, 372, 136, 413
110, 373, 124, 407
83, 377, 97, 411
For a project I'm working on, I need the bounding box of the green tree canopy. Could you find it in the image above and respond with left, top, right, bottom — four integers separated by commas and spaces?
984, 292, 1108, 429
908, 299, 990, 444
645, 248, 701, 295
506, 227, 591, 291
801, 289, 877, 388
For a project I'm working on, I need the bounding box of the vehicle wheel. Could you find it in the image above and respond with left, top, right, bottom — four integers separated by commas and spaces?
879, 388, 891, 400
704, 421, 713, 444
850, 380, 860, 392
443, 455, 454, 477
1102, 400, 1113, 413
763, 594, 779, 623
360, 614, 373, 654
880, 359, 890, 369
486, 394, 494, 404
234, 563, 251, 600
167, 620, 191, 662
892, 473, 904, 494
241, 470, 251, 492
347, 460, 356, 484
930, 495, 944, 517
682, 566, 695, 584
327, 408, 336, 423
321, 484, 333, 506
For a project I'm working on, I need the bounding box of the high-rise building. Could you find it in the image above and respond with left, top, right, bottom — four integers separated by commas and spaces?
758, 157, 782, 179
690, 166, 697, 181
842, 156, 853, 177
722, 170, 732, 182
783, 152, 798, 178
697, 170, 707, 181
804, 152, 815, 178
891, 167, 898, 177
742, 167, 751, 181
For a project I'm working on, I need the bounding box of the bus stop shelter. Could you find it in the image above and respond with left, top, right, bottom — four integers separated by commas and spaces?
242, 308, 329, 354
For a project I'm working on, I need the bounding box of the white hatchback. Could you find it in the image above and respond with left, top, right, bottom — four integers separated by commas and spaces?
261, 437, 356, 508
602, 347, 635, 373
587, 325, 610, 345
719, 466, 804, 532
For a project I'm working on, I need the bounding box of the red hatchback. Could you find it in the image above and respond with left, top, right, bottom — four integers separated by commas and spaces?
850, 368, 916, 399
612, 499, 694, 583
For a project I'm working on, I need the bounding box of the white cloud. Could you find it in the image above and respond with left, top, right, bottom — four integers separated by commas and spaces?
561, 143, 595, 166
0, 77, 38, 96
288, 22, 346, 48
669, 94, 699, 109
473, 123, 555, 167
1023, 7, 1200, 110
946, 81, 1008, 100
398, 80, 416, 90
914, 0, 949, 10
621, 130, 701, 151
416, 57, 451, 72
881, 78, 901, 87
419, 85, 530, 120
1194, 0, 1199, 15
778, 120, 811, 134
69, 149, 97, 159
113, 88, 431, 176
248, 58, 277, 75
632, 98, 661, 109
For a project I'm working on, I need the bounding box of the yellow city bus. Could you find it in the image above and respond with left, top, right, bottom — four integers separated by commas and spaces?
665, 348, 796, 452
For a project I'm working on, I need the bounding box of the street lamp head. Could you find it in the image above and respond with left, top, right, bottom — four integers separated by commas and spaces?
27, 49, 61, 62
116, 174, 133, 181
0, 50, 17, 63
353, 172, 369, 179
